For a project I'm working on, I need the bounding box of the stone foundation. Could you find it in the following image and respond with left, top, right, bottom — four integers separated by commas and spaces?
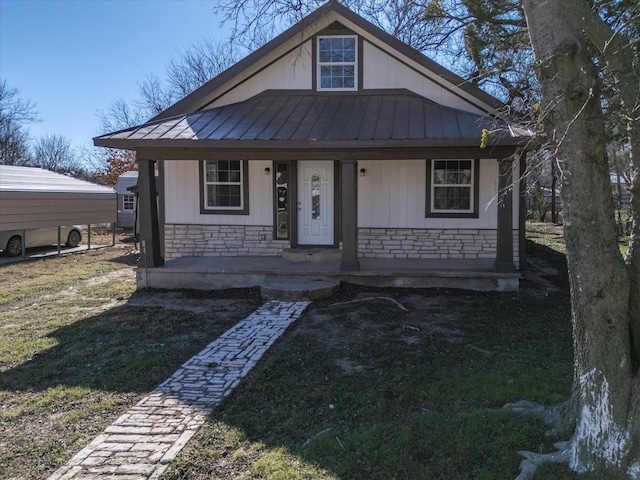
164, 224, 289, 259
358, 227, 519, 266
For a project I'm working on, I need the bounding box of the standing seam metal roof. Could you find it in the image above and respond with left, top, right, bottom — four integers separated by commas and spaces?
96, 90, 521, 147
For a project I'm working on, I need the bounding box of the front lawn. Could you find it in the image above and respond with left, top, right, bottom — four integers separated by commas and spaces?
163, 224, 616, 480
0, 247, 260, 479
0, 224, 620, 479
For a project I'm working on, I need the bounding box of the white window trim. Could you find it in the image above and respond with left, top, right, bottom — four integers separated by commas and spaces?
317, 35, 358, 91
122, 194, 135, 212
430, 159, 475, 214
203, 160, 245, 211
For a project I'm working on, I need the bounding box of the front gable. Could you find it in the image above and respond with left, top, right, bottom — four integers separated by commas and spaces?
153, 2, 502, 121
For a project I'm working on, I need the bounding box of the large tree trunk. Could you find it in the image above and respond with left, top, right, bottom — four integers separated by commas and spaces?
522, 0, 639, 476
574, 0, 640, 363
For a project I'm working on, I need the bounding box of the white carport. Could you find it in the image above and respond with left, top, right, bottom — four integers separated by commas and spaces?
0, 165, 117, 255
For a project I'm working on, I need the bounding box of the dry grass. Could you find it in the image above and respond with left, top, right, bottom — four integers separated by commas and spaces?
0, 246, 260, 479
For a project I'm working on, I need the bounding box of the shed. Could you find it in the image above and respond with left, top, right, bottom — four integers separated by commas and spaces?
0, 165, 116, 230
115, 171, 138, 228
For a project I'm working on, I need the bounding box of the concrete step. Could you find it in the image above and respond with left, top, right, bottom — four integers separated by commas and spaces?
260, 277, 340, 301
281, 248, 341, 262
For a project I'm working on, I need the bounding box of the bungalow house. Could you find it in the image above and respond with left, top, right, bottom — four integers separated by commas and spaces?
94, 1, 532, 292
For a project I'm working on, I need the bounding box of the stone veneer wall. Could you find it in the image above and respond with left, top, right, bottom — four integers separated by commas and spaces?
358, 228, 519, 266
164, 224, 289, 259
164, 224, 519, 267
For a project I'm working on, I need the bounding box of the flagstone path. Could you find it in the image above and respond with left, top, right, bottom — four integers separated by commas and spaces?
47, 300, 310, 480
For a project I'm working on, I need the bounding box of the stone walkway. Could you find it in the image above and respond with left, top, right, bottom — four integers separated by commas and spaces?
48, 300, 310, 480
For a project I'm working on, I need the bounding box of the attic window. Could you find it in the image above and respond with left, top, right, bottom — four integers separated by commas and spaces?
317, 36, 357, 90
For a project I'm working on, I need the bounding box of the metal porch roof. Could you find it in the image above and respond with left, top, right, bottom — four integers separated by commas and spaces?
95, 90, 530, 150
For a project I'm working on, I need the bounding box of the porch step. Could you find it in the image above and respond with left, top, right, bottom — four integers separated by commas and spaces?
260, 277, 340, 301
281, 248, 341, 262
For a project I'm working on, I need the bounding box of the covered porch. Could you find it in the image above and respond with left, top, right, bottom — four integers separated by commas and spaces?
127, 147, 526, 293
95, 90, 532, 294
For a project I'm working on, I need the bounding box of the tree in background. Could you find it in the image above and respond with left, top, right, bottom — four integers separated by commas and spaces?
96, 38, 238, 187
422, 1, 534, 107
32, 133, 79, 174
0, 79, 39, 166
98, 38, 238, 132
163, 38, 238, 104
97, 98, 147, 137
1, 80, 94, 181
216, 0, 436, 53
95, 149, 137, 188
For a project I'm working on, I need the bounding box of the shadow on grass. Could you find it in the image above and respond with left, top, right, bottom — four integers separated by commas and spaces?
0, 302, 242, 395
164, 280, 585, 480
525, 238, 567, 266
1, 239, 599, 479
524, 239, 570, 291
106, 248, 139, 267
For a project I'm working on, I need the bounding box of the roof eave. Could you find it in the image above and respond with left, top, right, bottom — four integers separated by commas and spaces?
94, 137, 530, 151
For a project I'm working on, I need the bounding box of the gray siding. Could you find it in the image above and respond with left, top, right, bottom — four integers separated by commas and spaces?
116, 194, 136, 228
0, 166, 116, 231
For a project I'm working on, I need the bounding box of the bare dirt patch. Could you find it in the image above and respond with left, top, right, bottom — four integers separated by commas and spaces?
127, 289, 262, 316
295, 287, 509, 376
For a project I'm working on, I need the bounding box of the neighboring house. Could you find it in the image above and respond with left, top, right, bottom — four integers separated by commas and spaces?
117, 171, 161, 242
611, 174, 631, 208
94, 1, 532, 291
115, 171, 138, 228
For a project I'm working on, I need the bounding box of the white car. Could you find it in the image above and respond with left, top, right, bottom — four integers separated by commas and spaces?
0, 226, 83, 257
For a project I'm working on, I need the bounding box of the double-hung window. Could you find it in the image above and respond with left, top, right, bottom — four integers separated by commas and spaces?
426, 159, 479, 217
201, 160, 249, 214
122, 194, 135, 212
318, 36, 357, 90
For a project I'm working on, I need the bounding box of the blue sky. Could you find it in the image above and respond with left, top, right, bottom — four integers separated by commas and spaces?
0, 0, 230, 155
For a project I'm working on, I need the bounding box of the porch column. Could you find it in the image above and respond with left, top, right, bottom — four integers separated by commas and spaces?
340, 159, 360, 271
137, 157, 163, 268
518, 151, 527, 268
494, 157, 516, 272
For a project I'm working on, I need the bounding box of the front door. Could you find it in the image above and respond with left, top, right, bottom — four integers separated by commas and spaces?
297, 161, 334, 245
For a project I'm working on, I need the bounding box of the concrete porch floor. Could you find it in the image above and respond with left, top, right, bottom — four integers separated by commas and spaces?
136, 256, 520, 292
